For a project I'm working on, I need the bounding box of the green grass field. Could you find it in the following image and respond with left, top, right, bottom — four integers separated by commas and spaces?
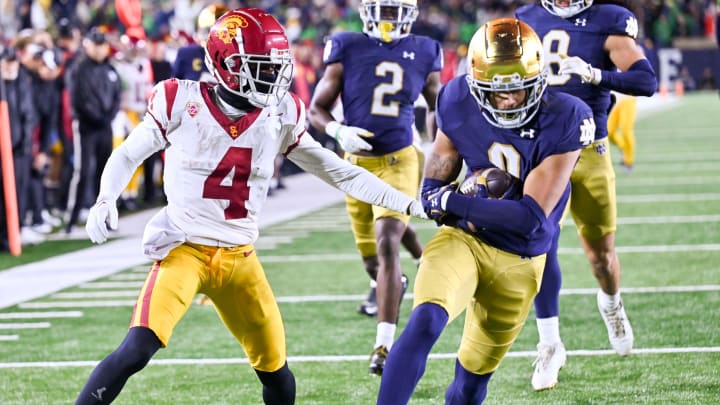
1, 92, 719, 404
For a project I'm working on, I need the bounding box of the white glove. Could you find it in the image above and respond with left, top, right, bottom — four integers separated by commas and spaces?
406, 199, 429, 220
326, 121, 373, 154
85, 200, 119, 244
559, 56, 602, 84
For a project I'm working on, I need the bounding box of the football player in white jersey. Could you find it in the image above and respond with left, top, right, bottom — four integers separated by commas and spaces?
75, 8, 426, 405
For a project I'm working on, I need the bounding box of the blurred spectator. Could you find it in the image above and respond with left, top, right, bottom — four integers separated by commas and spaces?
699, 66, 717, 89
171, 3, 227, 81
65, 28, 121, 233
678, 65, 697, 91
0, 45, 42, 247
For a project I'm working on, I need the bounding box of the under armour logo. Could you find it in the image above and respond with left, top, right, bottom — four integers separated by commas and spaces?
575, 18, 587, 26
402, 51, 415, 60
519, 129, 535, 139
91, 387, 107, 401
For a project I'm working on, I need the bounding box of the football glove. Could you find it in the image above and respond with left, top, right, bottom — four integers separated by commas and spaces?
421, 182, 458, 224
85, 200, 119, 244
559, 56, 601, 84
405, 199, 428, 220
326, 121, 373, 154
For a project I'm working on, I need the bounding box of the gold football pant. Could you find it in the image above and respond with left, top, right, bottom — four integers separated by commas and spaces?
129, 242, 287, 372
344, 145, 420, 257
413, 226, 546, 374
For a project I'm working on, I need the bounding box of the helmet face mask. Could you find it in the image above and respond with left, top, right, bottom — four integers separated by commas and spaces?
465, 18, 547, 129
541, 0, 593, 18
359, 0, 418, 42
204, 8, 293, 108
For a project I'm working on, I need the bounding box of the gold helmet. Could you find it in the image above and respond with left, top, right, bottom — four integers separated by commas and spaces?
359, 0, 418, 42
465, 18, 547, 129
542, 0, 593, 18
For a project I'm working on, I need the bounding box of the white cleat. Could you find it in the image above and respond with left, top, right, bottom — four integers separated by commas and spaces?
597, 290, 634, 356
531, 341, 567, 391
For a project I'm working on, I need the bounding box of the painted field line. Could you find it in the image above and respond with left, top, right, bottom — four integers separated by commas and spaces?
17, 285, 719, 307
261, 244, 720, 262
2, 346, 719, 369
617, 193, 720, 202
0, 322, 50, 329
77, 281, 144, 289
0, 311, 83, 319
618, 176, 718, 186
0, 335, 19, 341
108, 273, 149, 281
51, 291, 139, 299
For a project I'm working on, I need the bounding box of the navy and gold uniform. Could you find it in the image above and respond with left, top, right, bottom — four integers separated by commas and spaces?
378, 19, 593, 404
516, 2, 638, 239
323, 31, 442, 254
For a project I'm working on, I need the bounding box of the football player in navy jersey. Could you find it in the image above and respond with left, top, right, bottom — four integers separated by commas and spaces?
377, 18, 594, 404
171, 3, 227, 81
516, 0, 657, 390
308, 0, 442, 375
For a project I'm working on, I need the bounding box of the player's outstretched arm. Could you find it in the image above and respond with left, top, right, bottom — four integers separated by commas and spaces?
86, 123, 165, 243
287, 135, 426, 219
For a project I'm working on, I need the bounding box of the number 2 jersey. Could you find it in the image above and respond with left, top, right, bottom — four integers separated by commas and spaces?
323, 32, 442, 154
111, 79, 415, 259
437, 76, 594, 257
516, 3, 639, 140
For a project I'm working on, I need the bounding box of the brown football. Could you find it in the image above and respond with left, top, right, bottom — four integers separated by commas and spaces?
458, 167, 516, 199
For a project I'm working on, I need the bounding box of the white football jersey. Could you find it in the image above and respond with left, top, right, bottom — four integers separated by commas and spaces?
103, 79, 417, 259
114, 56, 153, 114
134, 79, 306, 251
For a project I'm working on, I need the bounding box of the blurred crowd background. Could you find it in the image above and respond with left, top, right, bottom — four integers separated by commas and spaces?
0, 0, 718, 249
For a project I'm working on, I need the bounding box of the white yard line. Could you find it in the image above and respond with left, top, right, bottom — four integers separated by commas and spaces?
0, 322, 50, 329
0, 335, 19, 341
17, 285, 720, 307
617, 193, 720, 202
0, 311, 83, 319
51, 291, 139, 299
2, 346, 719, 369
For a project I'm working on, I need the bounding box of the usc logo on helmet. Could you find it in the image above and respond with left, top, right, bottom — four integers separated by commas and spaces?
217, 15, 249, 44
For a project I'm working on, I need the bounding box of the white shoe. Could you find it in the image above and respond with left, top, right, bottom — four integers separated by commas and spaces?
41, 210, 62, 227
20, 227, 45, 245
31, 222, 53, 234
531, 341, 566, 391
597, 291, 634, 356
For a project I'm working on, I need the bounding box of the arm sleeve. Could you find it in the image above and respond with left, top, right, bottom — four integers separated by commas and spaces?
96, 121, 166, 202
598, 59, 657, 96
445, 193, 547, 236
287, 135, 414, 214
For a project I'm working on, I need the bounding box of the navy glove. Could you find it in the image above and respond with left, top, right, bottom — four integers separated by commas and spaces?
421, 182, 458, 224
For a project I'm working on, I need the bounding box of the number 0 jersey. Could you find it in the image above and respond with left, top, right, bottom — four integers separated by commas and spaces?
516, 3, 639, 140
437, 75, 594, 256
323, 32, 442, 154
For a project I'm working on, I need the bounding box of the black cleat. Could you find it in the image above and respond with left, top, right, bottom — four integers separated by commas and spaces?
357, 284, 378, 316
369, 345, 388, 376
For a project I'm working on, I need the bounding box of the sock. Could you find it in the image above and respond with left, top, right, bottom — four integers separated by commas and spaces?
534, 231, 562, 318
377, 303, 448, 405
255, 362, 296, 405
598, 290, 621, 310
375, 321, 397, 350
445, 359, 493, 405
536, 316, 561, 345
370, 279, 377, 289
75, 327, 161, 405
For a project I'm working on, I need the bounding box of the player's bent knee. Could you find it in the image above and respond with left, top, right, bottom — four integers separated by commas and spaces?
115, 327, 162, 373
255, 362, 296, 405
411, 302, 449, 340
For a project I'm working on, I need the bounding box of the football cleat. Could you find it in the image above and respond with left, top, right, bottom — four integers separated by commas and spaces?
357, 284, 378, 316
597, 290, 634, 356
357, 274, 409, 317
369, 345, 389, 376
531, 341, 567, 391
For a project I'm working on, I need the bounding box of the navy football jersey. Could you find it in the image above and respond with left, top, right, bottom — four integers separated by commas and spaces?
437, 75, 594, 256
323, 32, 442, 154
516, 4, 639, 140
172, 44, 207, 81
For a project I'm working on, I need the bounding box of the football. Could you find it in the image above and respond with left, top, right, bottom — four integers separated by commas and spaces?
458, 167, 516, 199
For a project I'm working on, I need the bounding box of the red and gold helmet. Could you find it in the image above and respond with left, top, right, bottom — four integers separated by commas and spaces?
204, 8, 293, 108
